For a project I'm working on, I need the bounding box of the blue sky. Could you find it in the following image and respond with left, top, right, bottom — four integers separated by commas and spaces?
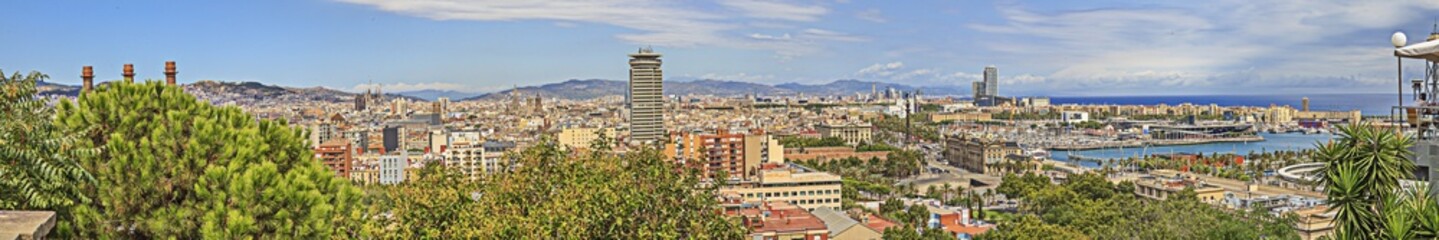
3, 0, 1438, 96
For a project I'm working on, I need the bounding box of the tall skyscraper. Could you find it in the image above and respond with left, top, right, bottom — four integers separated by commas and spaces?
983, 65, 998, 97
628, 47, 665, 143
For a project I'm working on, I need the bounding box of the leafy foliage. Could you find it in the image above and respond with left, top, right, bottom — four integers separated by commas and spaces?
0, 70, 96, 236
1316, 123, 1439, 239
988, 172, 1298, 239
364, 137, 747, 239
54, 81, 363, 238
780, 136, 849, 148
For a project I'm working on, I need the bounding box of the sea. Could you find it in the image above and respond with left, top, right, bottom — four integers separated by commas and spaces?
1047, 93, 1405, 117
1050, 133, 1338, 168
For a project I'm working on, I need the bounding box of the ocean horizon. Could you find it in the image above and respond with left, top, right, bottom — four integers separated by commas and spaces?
1046, 93, 1408, 116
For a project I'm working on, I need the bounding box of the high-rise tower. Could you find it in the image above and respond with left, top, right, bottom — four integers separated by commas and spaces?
628, 47, 665, 144
983, 65, 998, 97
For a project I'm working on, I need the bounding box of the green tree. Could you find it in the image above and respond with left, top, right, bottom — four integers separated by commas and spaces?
1315, 123, 1417, 238
979, 215, 1088, 240
369, 136, 746, 238
54, 81, 363, 238
0, 70, 97, 236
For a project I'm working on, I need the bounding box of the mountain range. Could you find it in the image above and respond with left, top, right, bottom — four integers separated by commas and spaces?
35, 79, 969, 102
459, 79, 968, 101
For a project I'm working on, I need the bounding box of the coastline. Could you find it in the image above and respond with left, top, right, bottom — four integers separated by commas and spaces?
1045, 135, 1266, 151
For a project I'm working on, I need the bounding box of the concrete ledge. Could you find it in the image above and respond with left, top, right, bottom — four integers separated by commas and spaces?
0, 211, 56, 240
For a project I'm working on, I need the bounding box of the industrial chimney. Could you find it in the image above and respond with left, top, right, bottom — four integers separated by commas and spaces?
122, 64, 135, 83
81, 66, 94, 92
164, 61, 177, 86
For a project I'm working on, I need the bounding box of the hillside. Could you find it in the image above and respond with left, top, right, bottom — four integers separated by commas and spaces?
459, 78, 963, 101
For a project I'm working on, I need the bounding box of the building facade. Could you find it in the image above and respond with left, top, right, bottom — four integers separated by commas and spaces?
558, 127, 615, 150
314, 139, 354, 178
816, 122, 873, 146
943, 135, 1020, 174
719, 163, 843, 211
628, 48, 665, 144
379, 152, 407, 185
983, 65, 997, 97
666, 129, 767, 180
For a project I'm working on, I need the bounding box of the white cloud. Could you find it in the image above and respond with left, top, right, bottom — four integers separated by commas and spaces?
856, 62, 905, 77
799, 28, 867, 42
719, 0, 829, 22
749, 33, 793, 40
967, 0, 1439, 94
338, 0, 854, 59
855, 9, 886, 23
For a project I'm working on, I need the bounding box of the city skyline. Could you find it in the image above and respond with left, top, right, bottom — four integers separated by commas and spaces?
3, 0, 1439, 96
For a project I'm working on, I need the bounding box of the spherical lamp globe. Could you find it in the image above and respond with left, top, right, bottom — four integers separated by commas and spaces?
1393, 32, 1408, 48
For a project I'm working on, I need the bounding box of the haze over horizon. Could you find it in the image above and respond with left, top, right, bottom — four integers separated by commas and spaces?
4, 0, 1439, 96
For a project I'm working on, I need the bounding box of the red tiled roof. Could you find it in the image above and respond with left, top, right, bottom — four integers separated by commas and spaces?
725, 201, 828, 234
863, 214, 899, 232
938, 213, 992, 235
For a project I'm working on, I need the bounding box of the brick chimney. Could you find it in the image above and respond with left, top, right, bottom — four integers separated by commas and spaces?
81, 66, 94, 92
164, 61, 177, 86
122, 64, 135, 83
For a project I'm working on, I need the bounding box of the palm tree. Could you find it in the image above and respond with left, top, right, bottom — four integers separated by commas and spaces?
1316, 123, 1417, 238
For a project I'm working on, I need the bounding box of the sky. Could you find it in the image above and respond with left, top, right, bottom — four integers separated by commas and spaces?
3, 0, 1439, 96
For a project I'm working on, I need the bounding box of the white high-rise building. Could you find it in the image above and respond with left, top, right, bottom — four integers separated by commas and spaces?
628, 47, 665, 144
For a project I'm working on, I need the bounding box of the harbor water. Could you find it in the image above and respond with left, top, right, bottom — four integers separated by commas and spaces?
1050, 133, 1339, 168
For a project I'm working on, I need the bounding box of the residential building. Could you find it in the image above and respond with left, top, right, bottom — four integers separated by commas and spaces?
816, 122, 872, 146
628, 47, 665, 144
379, 152, 408, 185
726, 201, 830, 240
442, 141, 486, 181
937, 209, 994, 240
666, 129, 753, 180
480, 141, 516, 173
558, 127, 615, 150
719, 163, 843, 211
743, 133, 786, 166
1133, 176, 1226, 204
309, 122, 340, 148
314, 139, 354, 178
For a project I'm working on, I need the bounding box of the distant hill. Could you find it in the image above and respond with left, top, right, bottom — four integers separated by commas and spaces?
35, 80, 426, 106
36, 78, 967, 102
666, 79, 794, 96
461, 79, 627, 101
394, 89, 481, 101
459, 78, 969, 101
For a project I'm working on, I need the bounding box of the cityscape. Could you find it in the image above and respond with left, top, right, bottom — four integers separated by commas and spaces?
4, 1, 1439, 239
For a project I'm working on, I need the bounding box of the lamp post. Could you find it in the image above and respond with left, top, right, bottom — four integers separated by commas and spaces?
1394, 32, 1408, 110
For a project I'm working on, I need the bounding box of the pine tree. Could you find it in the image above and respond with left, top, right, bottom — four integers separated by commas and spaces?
54, 81, 363, 238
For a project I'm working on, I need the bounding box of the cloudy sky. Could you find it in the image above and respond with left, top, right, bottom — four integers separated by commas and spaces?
3, 0, 1438, 96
